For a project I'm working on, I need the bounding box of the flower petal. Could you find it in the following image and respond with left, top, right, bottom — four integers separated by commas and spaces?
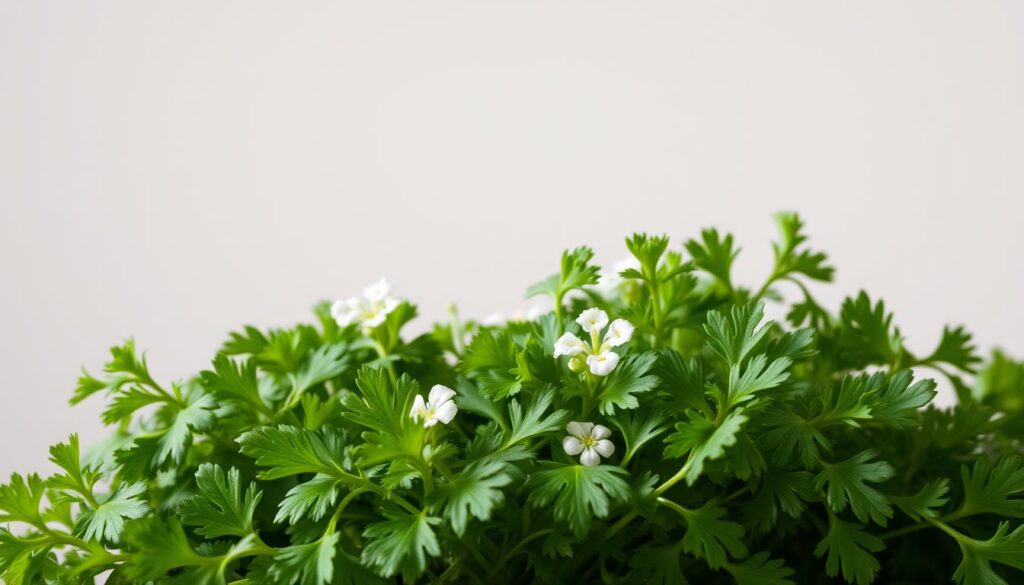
363, 278, 391, 302
603, 319, 635, 348
331, 298, 360, 326
586, 351, 620, 376
433, 400, 458, 424
410, 395, 426, 420
579, 448, 601, 467
592, 424, 612, 440
562, 436, 584, 456
363, 312, 387, 328
553, 332, 586, 357
428, 384, 456, 405
380, 296, 400, 315
423, 417, 439, 428
566, 421, 595, 439
576, 308, 609, 334
594, 439, 615, 458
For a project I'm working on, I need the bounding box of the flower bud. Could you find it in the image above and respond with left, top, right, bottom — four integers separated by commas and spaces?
568, 354, 587, 373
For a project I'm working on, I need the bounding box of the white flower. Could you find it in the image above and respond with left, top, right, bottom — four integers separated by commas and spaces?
553, 332, 587, 357
331, 278, 401, 330
576, 308, 609, 334
552, 308, 634, 376
586, 350, 620, 376
603, 319, 635, 348
410, 384, 458, 428
562, 422, 615, 466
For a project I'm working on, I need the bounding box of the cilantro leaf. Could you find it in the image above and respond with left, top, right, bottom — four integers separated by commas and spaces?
276, 475, 342, 524
761, 409, 830, 467
743, 469, 814, 534
629, 542, 689, 585
75, 482, 148, 543
815, 450, 895, 526
286, 343, 350, 407
891, 478, 949, 521
45, 433, 100, 501
596, 352, 660, 414
179, 464, 261, 538
655, 349, 710, 414
430, 460, 512, 535
270, 532, 340, 585
814, 515, 884, 585
726, 353, 792, 408
340, 367, 425, 465
925, 325, 982, 373
957, 457, 1024, 518
72, 339, 161, 405
724, 551, 796, 585
199, 354, 273, 419
237, 425, 348, 480
528, 463, 630, 537
361, 510, 441, 581
837, 292, 904, 368
768, 212, 834, 283
704, 302, 773, 367
671, 500, 748, 569
0, 473, 45, 525
527, 246, 601, 316
459, 329, 524, 399
505, 387, 569, 447
611, 410, 669, 464
867, 369, 936, 427
952, 522, 1024, 585
156, 385, 216, 465
121, 517, 208, 581
685, 228, 740, 294
664, 408, 747, 485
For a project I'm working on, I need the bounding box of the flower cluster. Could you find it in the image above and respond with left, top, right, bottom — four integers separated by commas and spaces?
553, 308, 634, 376
331, 278, 400, 330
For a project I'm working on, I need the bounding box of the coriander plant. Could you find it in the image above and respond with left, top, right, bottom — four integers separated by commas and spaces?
2, 213, 1023, 584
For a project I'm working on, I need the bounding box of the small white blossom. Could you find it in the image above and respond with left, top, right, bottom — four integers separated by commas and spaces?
552, 308, 634, 376
586, 350, 620, 376
576, 308, 609, 334
331, 278, 401, 330
603, 319, 635, 348
562, 422, 615, 467
410, 384, 458, 428
553, 332, 587, 357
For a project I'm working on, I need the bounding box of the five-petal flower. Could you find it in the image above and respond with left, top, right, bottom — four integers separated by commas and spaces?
552, 308, 634, 376
410, 384, 458, 428
562, 422, 615, 466
332, 278, 401, 330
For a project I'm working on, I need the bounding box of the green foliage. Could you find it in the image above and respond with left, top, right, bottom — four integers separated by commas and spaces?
527, 463, 630, 537
2, 214, 1022, 585
179, 464, 261, 538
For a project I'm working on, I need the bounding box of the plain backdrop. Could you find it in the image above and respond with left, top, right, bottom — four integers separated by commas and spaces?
1, 1, 1022, 478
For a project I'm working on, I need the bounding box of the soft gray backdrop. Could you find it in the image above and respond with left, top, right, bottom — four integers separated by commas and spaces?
2, 1, 1022, 477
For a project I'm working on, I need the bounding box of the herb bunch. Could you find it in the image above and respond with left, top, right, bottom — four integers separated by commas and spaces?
2, 214, 1023, 585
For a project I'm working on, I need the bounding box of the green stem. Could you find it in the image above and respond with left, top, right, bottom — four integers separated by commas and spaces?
484, 529, 555, 579
606, 452, 695, 538
326, 488, 368, 533
753, 270, 780, 301
646, 277, 664, 348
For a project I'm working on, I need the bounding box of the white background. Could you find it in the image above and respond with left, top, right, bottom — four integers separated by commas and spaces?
1, 1, 1022, 477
